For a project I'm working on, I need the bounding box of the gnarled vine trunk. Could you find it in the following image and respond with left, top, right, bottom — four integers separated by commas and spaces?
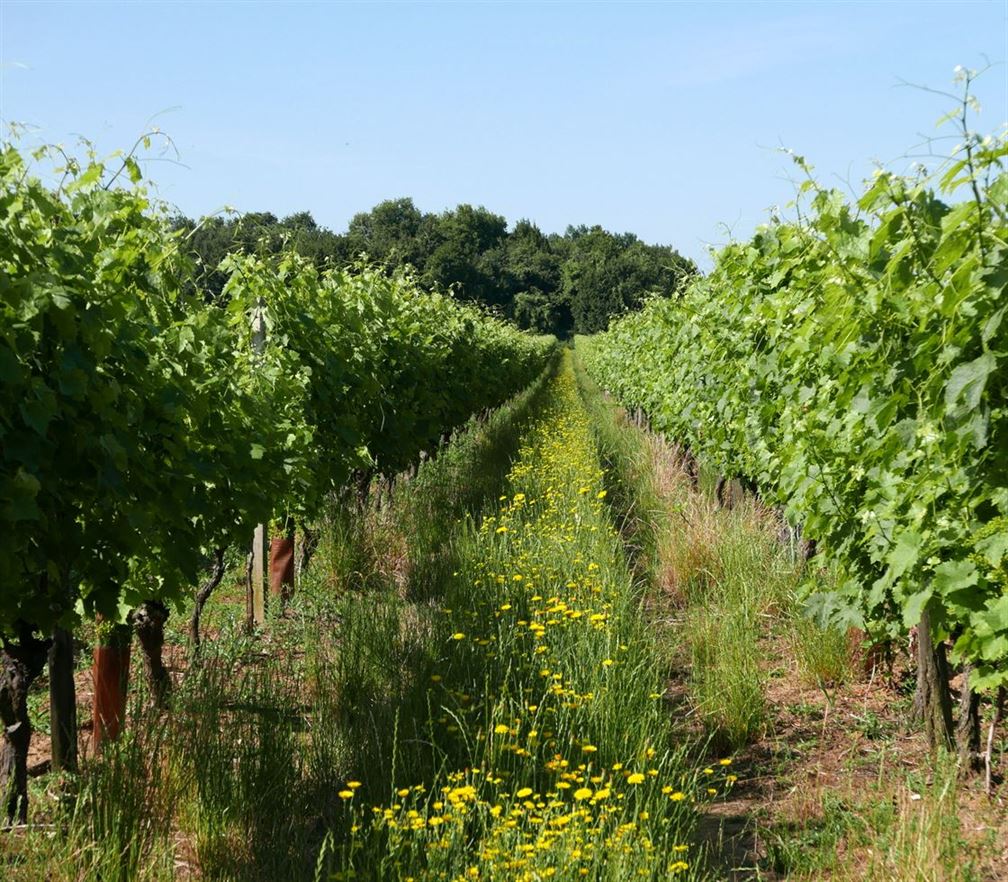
680, 446, 700, 490
298, 526, 320, 577
355, 468, 375, 509
48, 626, 77, 773
190, 548, 226, 657
956, 662, 982, 772
986, 687, 1005, 794
1, 626, 50, 826
911, 608, 954, 750
131, 601, 171, 708
714, 475, 729, 509
740, 475, 759, 502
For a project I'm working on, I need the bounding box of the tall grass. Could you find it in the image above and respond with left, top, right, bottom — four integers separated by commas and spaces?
790, 612, 853, 692
319, 351, 720, 881
572, 357, 662, 584
572, 351, 849, 752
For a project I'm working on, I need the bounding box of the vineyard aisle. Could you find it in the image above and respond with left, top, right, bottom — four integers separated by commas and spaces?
325, 350, 726, 881
5, 351, 735, 881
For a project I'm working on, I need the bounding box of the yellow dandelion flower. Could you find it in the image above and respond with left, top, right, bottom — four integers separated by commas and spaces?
626, 773, 645, 785
573, 787, 593, 801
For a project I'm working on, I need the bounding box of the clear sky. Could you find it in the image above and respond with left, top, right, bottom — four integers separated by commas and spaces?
2, 1, 1006, 265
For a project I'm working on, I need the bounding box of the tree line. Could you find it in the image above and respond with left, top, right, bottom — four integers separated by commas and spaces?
173, 199, 697, 336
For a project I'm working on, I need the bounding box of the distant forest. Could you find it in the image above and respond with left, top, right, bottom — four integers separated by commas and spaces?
173, 198, 697, 337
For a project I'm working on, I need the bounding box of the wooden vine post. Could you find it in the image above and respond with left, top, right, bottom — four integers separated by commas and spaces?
252, 524, 266, 626
249, 297, 267, 628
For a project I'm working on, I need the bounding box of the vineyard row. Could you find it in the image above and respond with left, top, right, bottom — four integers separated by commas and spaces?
0, 142, 554, 823
581, 89, 1007, 762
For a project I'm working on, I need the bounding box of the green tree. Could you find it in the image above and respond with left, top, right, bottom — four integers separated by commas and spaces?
563, 225, 695, 333
503, 220, 568, 334
423, 204, 509, 308
346, 197, 429, 271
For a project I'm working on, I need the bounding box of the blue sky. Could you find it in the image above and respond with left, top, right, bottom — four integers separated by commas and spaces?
2, 1, 1006, 265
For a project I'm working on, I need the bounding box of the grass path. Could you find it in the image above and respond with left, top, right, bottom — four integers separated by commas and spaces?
326, 351, 728, 881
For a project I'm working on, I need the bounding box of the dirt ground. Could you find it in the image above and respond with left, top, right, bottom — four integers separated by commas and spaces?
689, 631, 1008, 880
